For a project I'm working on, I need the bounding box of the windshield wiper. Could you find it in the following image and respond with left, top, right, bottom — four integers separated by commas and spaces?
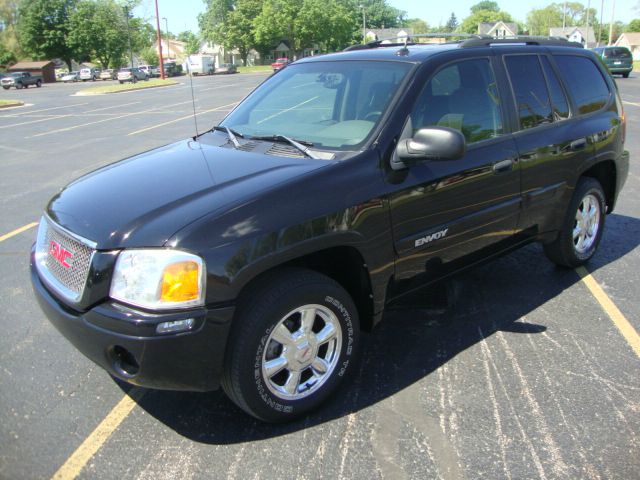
250, 134, 320, 159
212, 125, 244, 149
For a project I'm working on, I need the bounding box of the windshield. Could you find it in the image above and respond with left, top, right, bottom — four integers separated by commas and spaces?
221, 60, 413, 150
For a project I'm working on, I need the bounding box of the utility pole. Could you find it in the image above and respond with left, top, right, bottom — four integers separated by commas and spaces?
597, 0, 604, 46
154, 0, 165, 79
360, 5, 366, 44
585, 0, 591, 46
562, 1, 567, 29
608, 0, 616, 45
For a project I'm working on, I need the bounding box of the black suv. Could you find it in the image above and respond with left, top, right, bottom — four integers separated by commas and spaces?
31, 37, 629, 422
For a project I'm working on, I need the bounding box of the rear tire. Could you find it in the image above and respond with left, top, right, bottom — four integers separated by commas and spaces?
544, 177, 606, 267
222, 268, 360, 422
36, 80, 42, 87
623, 72, 630, 78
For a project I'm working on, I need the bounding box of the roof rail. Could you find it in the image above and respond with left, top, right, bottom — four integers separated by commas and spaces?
460, 36, 584, 48
343, 32, 491, 52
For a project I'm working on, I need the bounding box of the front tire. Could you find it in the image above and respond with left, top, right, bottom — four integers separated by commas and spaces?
222, 268, 360, 422
544, 177, 606, 267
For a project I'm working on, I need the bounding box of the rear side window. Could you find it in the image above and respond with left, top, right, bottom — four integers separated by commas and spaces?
541, 56, 570, 120
505, 55, 552, 129
555, 56, 610, 114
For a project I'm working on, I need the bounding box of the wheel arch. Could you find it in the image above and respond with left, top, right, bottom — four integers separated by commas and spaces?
580, 159, 617, 213
233, 245, 376, 332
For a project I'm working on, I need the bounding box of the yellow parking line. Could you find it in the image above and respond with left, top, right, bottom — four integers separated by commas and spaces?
51, 388, 146, 480
127, 101, 238, 136
0, 222, 38, 242
577, 266, 640, 357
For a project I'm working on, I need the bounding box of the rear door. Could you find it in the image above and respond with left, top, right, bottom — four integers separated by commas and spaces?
387, 56, 521, 282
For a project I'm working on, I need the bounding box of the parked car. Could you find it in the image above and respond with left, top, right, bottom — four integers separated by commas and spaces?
99, 69, 116, 81
163, 61, 182, 77
216, 63, 237, 74
117, 67, 148, 83
1, 71, 43, 89
31, 36, 629, 423
271, 57, 290, 72
592, 46, 633, 77
61, 71, 80, 83
139, 65, 160, 78
79, 67, 101, 81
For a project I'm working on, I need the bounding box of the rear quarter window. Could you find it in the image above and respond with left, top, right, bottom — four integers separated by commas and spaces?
555, 55, 610, 114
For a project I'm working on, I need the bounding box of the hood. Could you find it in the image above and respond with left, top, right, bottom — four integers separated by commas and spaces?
46, 135, 331, 249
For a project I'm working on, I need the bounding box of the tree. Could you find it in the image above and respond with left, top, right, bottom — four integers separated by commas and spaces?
444, 12, 458, 32
459, 8, 514, 34
0, 0, 21, 60
18, 0, 77, 70
627, 19, 640, 32
0, 41, 16, 66
526, 5, 563, 36
67, 0, 129, 69
406, 18, 428, 34
354, 0, 404, 29
178, 31, 201, 55
140, 47, 159, 66
200, 0, 263, 66
471, 1, 499, 14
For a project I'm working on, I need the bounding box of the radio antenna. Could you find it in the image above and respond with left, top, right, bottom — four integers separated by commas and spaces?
187, 58, 200, 137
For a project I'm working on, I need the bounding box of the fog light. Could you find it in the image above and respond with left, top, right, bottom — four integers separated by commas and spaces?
156, 318, 195, 334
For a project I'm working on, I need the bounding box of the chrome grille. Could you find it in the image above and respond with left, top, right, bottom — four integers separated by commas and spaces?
35, 216, 96, 302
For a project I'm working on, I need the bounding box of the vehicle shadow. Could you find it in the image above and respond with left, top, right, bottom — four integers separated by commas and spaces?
117, 212, 640, 444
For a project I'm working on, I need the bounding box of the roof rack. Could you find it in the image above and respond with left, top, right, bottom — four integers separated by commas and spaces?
460, 36, 584, 48
343, 32, 491, 52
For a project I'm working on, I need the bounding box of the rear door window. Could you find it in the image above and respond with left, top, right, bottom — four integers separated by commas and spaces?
555, 55, 610, 114
541, 56, 570, 120
505, 55, 553, 129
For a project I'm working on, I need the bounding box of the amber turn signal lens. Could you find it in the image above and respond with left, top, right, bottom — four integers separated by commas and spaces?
160, 261, 201, 303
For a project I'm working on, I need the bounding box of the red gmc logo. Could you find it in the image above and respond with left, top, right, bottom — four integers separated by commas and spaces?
49, 240, 73, 269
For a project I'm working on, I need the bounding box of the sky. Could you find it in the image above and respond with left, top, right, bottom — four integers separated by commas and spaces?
134, 0, 639, 35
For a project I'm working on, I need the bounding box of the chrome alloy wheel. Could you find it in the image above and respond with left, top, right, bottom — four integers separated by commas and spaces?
573, 193, 601, 254
261, 304, 342, 401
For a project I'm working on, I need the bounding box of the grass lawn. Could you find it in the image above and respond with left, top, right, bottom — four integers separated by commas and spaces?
77, 78, 179, 95
0, 99, 24, 108
237, 65, 273, 73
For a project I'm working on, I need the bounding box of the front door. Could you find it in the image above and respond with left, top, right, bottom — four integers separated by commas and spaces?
387, 57, 521, 283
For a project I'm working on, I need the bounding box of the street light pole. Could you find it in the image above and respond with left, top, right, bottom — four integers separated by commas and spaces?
163, 17, 170, 61
154, 0, 165, 79
123, 5, 134, 70
608, 0, 616, 45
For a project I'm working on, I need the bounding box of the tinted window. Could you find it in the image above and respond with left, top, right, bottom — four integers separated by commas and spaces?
505, 55, 552, 129
604, 48, 631, 58
541, 56, 570, 120
555, 56, 610, 114
411, 58, 503, 143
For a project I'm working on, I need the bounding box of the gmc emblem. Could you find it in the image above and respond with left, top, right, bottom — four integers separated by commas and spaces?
49, 240, 73, 268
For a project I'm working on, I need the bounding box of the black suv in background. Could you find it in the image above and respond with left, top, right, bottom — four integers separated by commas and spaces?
31, 36, 629, 422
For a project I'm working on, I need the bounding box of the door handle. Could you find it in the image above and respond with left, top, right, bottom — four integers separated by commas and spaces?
570, 138, 587, 151
492, 158, 514, 173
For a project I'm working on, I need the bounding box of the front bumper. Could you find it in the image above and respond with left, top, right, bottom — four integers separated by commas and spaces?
31, 251, 234, 392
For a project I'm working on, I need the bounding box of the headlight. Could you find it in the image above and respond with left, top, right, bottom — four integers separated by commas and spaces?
110, 249, 205, 310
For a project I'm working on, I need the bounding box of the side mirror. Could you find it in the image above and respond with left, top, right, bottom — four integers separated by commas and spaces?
394, 127, 466, 168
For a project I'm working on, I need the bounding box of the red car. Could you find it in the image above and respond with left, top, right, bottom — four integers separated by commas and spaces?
271, 57, 290, 72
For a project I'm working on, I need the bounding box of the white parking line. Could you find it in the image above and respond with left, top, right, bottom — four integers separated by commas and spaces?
84, 101, 141, 113
27, 100, 196, 138
0, 114, 72, 129
0, 103, 89, 117
127, 101, 238, 135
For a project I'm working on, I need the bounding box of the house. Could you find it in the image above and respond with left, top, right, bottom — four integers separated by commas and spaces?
365, 28, 413, 44
479, 21, 518, 38
157, 38, 186, 62
549, 26, 597, 48
199, 41, 260, 67
263, 40, 318, 63
615, 32, 640, 60
7, 60, 56, 83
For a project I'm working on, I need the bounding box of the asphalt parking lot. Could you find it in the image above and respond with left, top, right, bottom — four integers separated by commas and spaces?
0, 72, 638, 480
